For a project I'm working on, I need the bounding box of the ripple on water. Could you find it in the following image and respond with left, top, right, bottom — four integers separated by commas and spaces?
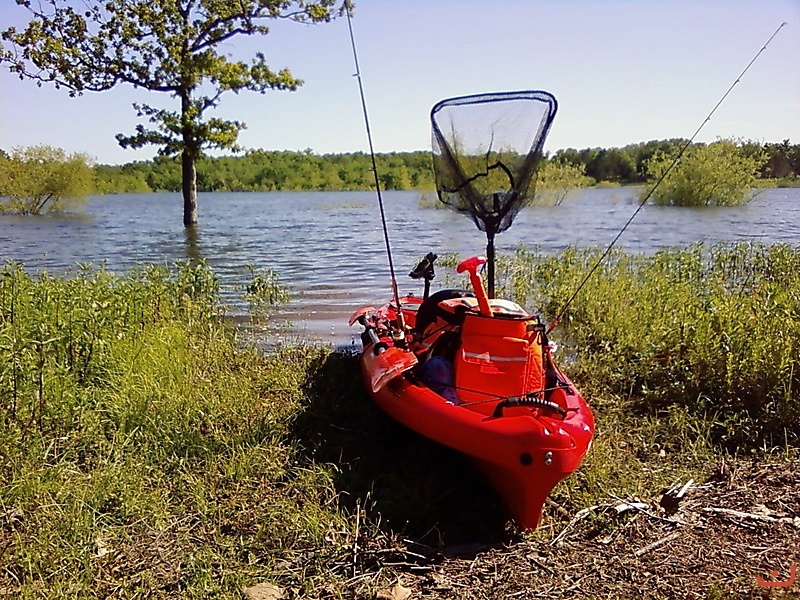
2, 188, 799, 345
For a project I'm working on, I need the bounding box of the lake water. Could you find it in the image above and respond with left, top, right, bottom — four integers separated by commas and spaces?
2, 187, 799, 344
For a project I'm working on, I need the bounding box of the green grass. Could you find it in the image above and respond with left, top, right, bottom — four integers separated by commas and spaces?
493, 242, 800, 449
0, 262, 351, 597
1, 244, 798, 596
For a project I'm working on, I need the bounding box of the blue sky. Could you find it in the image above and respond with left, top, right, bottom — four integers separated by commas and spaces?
1, 0, 798, 165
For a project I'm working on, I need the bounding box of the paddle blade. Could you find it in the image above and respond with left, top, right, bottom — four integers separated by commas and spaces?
370, 348, 418, 393
348, 306, 375, 327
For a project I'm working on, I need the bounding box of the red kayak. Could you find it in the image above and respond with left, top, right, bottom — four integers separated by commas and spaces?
350, 255, 594, 529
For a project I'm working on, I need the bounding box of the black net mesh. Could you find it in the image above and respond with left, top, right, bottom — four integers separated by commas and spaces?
431, 91, 557, 235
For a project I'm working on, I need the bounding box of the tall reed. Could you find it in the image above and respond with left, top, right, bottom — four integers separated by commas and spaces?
495, 242, 800, 447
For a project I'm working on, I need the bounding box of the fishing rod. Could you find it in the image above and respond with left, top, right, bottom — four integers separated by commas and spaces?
547, 21, 787, 335
345, 4, 406, 332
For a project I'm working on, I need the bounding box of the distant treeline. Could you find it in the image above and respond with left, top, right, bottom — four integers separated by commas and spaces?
94, 139, 800, 194
552, 138, 800, 184
94, 150, 436, 194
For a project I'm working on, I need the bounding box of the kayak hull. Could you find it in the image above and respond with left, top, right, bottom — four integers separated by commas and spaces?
357, 297, 594, 530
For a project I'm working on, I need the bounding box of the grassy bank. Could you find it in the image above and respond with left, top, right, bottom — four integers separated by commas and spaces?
0, 263, 354, 597
1, 244, 798, 598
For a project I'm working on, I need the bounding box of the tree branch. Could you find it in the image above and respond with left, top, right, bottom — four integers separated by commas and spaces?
36, 192, 55, 214
193, 25, 251, 52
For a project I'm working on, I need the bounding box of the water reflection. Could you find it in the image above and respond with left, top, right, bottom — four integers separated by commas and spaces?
184, 225, 203, 264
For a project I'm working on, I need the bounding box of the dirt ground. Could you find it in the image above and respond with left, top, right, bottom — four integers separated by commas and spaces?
350, 458, 799, 600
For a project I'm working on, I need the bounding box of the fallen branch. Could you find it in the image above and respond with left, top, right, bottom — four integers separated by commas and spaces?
633, 531, 682, 557
607, 492, 685, 526
550, 501, 650, 546
550, 505, 603, 546
702, 507, 800, 527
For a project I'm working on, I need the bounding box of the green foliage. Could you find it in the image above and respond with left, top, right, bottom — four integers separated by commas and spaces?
1, 0, 342, 225
496, 242, 800, 448
554, 139, 690, 184
0, 145, 94, 214
95, 150, 436, 193
243, 265, 289, 321
0, 261, 221, 408
417, 160, 592, 209
534, 160, 593, 205
0, 252, 797, 595
643, 139, 765, 206
761, 138, 800, 179
93, 164, 151, 194
554, 138, 800, 186
88, 138, 797, 196
774, 176, 800, 188
0, 261, 356, 596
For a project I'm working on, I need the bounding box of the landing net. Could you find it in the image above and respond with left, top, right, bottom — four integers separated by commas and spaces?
430, 91, 557, 236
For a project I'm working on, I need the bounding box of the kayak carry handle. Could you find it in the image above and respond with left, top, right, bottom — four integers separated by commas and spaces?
456, 256, 492, 316
348, 306, 375, 327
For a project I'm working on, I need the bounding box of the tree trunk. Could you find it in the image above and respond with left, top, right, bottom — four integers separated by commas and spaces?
179, 77, 198, 227
182, 149, 198, 227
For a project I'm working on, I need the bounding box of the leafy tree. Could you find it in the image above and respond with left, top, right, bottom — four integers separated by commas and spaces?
643, 139, 765, 206
0, 145, 94, 214
554, 139, 691, 185
83, 141, 790, 195
94, 164, 152, 193
762, 139, 800, 179
535, 160, 593, 205
586, 148, 636, 182
1, 0, 343, 226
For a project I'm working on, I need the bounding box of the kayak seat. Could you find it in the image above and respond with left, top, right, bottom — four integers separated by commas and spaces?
414, 289, 475, 339
450, 296, 530, 318
428, 329, 461, 364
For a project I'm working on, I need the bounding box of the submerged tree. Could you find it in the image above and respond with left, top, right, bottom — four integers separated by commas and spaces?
643, 139, 765, 206
0, 145, 94, 214
535, 160, 592, 206
1, 0, 343, 226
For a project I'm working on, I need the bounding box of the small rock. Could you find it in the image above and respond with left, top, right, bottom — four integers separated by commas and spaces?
243, 582, 283, 600
376, 582, 412, 600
